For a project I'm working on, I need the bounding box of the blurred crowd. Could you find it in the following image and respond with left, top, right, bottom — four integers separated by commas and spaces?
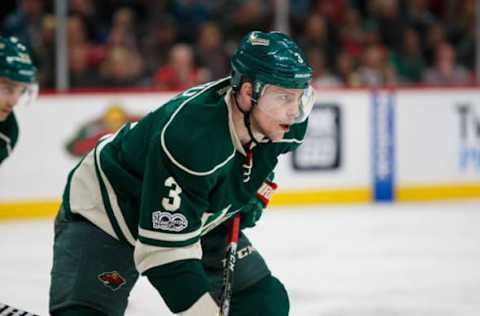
1, 0, 476, 90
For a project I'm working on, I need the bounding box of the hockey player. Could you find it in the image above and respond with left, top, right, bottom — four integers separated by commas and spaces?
49, 31, 314, 316
0, 36, 37, 166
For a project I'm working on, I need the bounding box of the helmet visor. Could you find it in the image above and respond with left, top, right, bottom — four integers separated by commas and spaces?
17, 82, 39, 107
0, 79, 38, 108
256, 84, 315, 124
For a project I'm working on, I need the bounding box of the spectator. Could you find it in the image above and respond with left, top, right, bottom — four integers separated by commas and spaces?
172, 0, 215, 42
289, 0, 312, 36
107, 7, 138, 51
423, 22, 447, 66
69, 44, 101, 88
335, 50, 361, 87
450, 0, 475, 70
141, 15, 178, 75
70, 0, 106, 43
34, 14, 56, 88
299, 13, 327, 46
307, 47, 341, 88
223, 0, 271, 44
153, 43, 207, 91
298, 13, 334, 63
195, 22, 229, 81
357, 44, 396, 86
405, 0, 436, 47
366, 0, 405, 53
338, 6, 365, 59
66, 15, 105, 87
388, 28, 425, 83
312, 0, 347, 26
102, 7, 144, 87
423, 42, 471, 85
99, 45, 144, 87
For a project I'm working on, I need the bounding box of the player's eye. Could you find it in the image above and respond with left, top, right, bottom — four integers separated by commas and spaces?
277, 94, 291, 102
0, 86, 13, 95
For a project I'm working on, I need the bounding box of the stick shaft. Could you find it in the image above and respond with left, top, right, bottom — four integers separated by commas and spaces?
219, 214, 241, 316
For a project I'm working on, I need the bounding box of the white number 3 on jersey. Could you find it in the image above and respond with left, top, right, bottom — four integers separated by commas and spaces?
162, 177, 182, 211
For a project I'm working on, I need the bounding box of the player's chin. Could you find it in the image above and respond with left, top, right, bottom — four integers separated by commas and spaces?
268, 130, 286, 142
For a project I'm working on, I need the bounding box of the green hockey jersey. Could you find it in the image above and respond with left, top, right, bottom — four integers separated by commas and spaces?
64, 77, 307, 273
0, 113, 19, 165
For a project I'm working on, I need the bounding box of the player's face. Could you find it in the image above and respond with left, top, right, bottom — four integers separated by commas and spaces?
0, 78, 27, 121
252, 85, 304, 141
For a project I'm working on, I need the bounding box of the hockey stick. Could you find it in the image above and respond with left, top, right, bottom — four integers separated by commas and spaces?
0, 303, 39, 316
219, 213, 241, 316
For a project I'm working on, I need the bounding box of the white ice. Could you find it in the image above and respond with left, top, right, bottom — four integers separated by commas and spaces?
1, 201, 479, 316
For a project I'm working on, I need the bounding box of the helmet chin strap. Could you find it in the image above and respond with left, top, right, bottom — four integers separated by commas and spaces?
233, 92, 262, 145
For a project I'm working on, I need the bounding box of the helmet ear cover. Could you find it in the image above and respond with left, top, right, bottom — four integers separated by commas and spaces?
231, 71, 265, 105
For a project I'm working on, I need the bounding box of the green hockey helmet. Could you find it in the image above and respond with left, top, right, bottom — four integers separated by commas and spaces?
0, 36, 37, 84
231, 31, 312, 102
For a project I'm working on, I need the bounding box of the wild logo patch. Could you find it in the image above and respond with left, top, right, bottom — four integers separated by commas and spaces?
98, 271, 126, 291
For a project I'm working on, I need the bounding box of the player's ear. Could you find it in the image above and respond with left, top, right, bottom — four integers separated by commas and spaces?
238, 82, 253, 111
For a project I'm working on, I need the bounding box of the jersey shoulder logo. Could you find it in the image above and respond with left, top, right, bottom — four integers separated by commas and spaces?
97, 271, 126, 291
152, 210, 188, 232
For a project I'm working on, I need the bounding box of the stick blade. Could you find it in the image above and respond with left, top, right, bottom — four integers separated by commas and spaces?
0, 303, 39, 316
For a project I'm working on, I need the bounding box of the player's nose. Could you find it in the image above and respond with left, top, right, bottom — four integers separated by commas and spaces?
286, 104, 300, 121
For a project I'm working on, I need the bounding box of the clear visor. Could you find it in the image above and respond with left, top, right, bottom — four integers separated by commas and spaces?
256, 84, 315, 125
18, 82, 39, 107
0, 80, 39, 108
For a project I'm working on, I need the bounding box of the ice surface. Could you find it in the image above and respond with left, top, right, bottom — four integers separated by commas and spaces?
1, 201, 479, 315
